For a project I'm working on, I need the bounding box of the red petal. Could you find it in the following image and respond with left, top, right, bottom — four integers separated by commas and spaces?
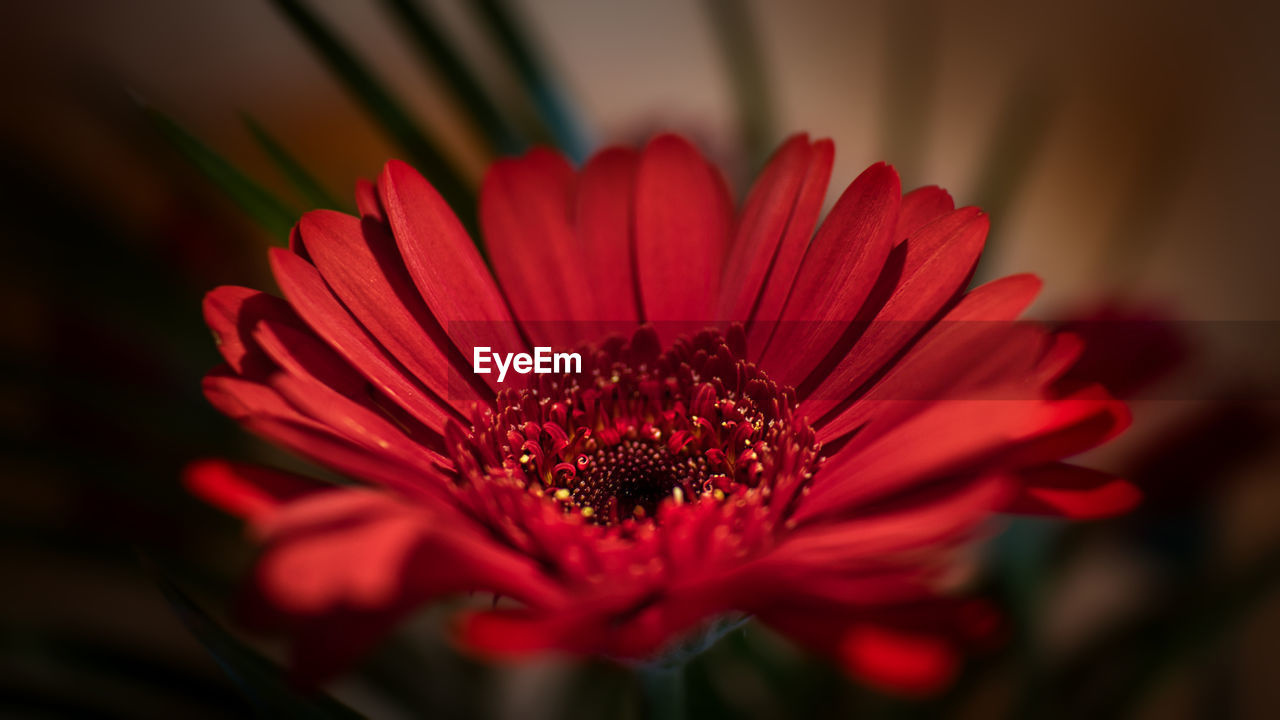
299, 209, 483, 412
720, 135, 830, 323
894, 186, 955, 244
267, 370, 447, 473
756, 162, 902, 386
239, 414, 448, 502
1037, 331, 1086, 386
1000, 385, 1132, 466
253, 493, 431, 612
202, 286, 299, 378
576, 147, 641, 324
818, 273, 1044, 441
781, 474, 1009, 553
745, 139, 834, 348
203, 369, 311, 423
251, 320, 368, 401
840, 625, 959, 695
455, 609, 569, 657
1009, 463, 1141, 518
354, 178, 385, 223
481, 149, 596, 346
184, 459, 322, 522
378, 159, 525, 382
269, 247, 456, 431
457, 598, 710, 661
802, 207, 989, 421
757, 600, 969, 695
1052, 301, 1190, 399
807, 386, 1127, 520
802, 399, 1044, 521
634, 135, 732, 329
204, 368, 449, 500
238, 489, 565, 679
946, 273, 1042, 320
288, 224, 308, 261
252, 318, 443, 452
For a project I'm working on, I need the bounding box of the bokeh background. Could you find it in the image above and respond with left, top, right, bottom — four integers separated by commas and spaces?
2, 0, 1278, 717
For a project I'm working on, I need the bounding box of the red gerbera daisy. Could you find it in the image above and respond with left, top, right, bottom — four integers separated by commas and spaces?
188, 133, 1137, 694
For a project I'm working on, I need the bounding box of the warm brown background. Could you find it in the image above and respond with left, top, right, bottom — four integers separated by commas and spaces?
2, 1, 1278, 717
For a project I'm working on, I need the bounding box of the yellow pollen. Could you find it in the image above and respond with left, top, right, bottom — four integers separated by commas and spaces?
580, 506, 595, 518
554, 488, 571, 501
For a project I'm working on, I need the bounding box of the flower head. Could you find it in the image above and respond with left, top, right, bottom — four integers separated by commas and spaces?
190, 133, 1136, 694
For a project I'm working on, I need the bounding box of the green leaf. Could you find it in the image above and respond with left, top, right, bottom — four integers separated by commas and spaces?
703, 0, 775, 174
471, 0, 590, 163
142, 104, 297, 243
268, 0, 475, 228
155, 574, 363, 719
243, 115, 345, 211
380, 0, 527, 156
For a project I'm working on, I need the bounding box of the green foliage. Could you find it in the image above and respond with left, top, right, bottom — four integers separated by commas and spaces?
143, 104, 298, 243
243, 115, 345, 212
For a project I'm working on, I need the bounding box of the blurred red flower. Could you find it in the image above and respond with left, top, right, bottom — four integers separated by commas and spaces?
1053, 300, 1190, 399
188, 133, 1136, 695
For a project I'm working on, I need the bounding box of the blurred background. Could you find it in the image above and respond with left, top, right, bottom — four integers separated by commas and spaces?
2, 0, 1278, 717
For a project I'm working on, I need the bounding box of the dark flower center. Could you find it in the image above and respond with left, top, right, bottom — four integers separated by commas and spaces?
569, 438, 711, 521
448, 327, 821, 529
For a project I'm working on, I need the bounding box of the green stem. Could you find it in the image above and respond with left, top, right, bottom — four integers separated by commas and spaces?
639, 663, 686, 720
702, 0, 774, 172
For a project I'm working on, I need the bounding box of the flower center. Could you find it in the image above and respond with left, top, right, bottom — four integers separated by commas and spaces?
569, 438, 710, 521
448, 327, 821, 529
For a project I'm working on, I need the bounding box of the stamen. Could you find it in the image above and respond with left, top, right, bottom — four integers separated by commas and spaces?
450, 328, 821, 528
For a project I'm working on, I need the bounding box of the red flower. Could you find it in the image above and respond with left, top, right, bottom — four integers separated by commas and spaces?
189, 133, 1137, 694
